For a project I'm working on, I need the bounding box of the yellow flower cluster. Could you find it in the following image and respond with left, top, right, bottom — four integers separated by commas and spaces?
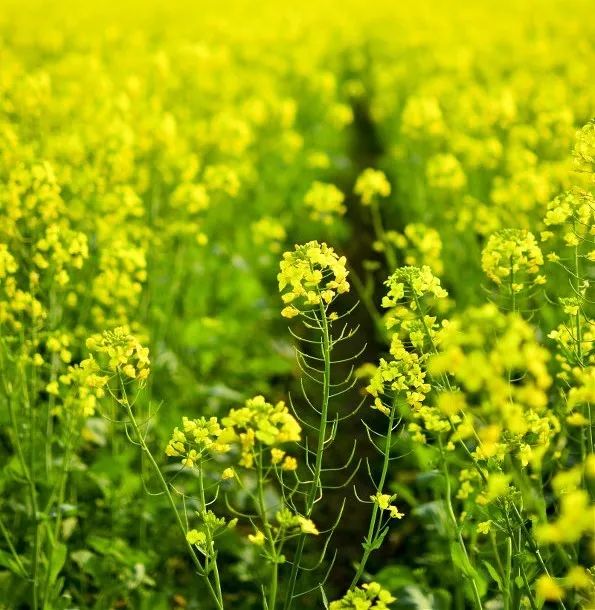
382, 266, 447, 310
0, 0, 592, 605
542, 189, 595, 259
57, 357, 109, 417
381, 267, 448, 340
481, 229, 544, 291
304, 181, 346, 224
399, 96, 445, 141
251, 217, 287, 254
426, 153, 467, 192
278, 241, 349, 318
548, 322, 594, 383
166, 417, 232, 466
370, 492, 404, 519
186, 511, 235, 552
429, 305, 555, 466
573, 119, 595, 179
385, 224, 444, 275
536, 468, 595, 545
222, 395, 301, 468
33, 224, 89, 287
330, 582, 396, 610
167, 396, 301, 471
85, 327, 150, 383
367, 337, 429, 418
275, 508, 319, 536
0, 158, 92, 333
354, 168, 391, 206
248, 510, 318, 547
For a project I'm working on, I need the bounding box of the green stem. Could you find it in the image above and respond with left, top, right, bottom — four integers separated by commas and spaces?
0, 511, 27, 578
370, 201, 397, 271
256, 455, 278, 610
509, 257, 516, 313
122, 393, 223, 610
348, 264, 385, 339
283, 301, 332, 610
572, 238, 593, 458
504, 535, 512, 610
350, 403, 396, 587
41, 410, 78, 608
198, 466, 224, 608
502, 510, 538, 610
8, 386, 40, 610
439, 437, 483, 610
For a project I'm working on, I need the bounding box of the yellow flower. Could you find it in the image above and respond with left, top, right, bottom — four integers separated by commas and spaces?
186, 529, 206, 546
86, 327, 150, 382
567, 412, 589, 426
221, 467, 235, 480
535, 575, 565, 601
371, 493, 391, 510
481, 229, 543, 290
122, 364, 136, 379
354, 168, 391, 205
281, 305, 300, 319
278, 241, 349, 317
426, 153, 466, 191
281, 456, 297, 471
297, 517, 319, 535
46, 381, 60, 396
478, 473, 511, 505
271, 448, 286, 464
477, 521, 491, 535
304, 181, 346, 224
248, 530, 265, 546
565, 566, 591, 589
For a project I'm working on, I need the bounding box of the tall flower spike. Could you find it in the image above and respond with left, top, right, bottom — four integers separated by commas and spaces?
481, 229, 545, 292
278, 241, 349, 318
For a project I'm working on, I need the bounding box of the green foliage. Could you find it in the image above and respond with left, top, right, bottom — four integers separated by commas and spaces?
0, 1, 594, 609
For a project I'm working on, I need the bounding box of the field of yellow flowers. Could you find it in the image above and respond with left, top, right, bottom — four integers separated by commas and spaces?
0, 0, 594, 608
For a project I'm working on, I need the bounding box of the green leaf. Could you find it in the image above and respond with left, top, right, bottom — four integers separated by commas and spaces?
0, 549, 26, 577
48, 543, 67, 588
483, 561, 503, 591
396, 586, 435, 609
450, 543, 474, 578
320, 584, 329, 609
70, 549, 94, 568
450, 544, 487, 597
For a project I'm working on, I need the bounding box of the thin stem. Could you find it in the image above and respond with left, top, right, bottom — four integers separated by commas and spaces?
504, 535, 512, 610
41, 409, 78, 607
350, 403, 396, 587
0, 511, 27, 578
572, 235, 593, 458
198, 466, 224, 608
509, 257, 516, 313
122, 388, 223, 610
256, 455, 278, 610
439, 437, 483, 610
10, 370, 40, 610
502, 510, 538, 610
370, 201, 397, 271
283, 301, 332, 610
348, 264, 385, 339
